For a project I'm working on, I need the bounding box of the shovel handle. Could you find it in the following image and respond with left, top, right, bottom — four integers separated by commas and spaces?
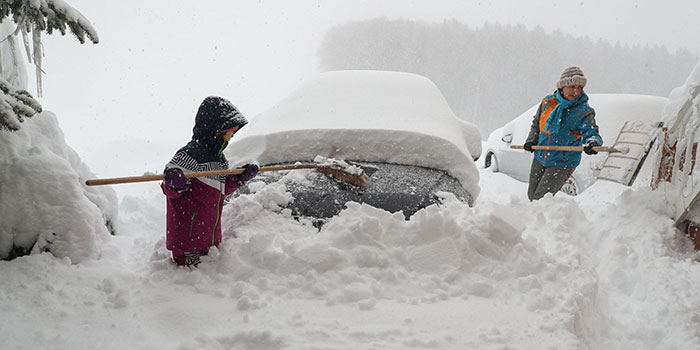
510, 145, 620, 152
85, 164, 318, 186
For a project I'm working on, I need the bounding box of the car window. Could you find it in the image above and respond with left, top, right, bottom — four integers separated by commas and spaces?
512, 105, 539, 145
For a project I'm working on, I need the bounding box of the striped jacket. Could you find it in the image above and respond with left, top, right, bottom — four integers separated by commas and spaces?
161, 96, 247, 261
162, 151, 240, 255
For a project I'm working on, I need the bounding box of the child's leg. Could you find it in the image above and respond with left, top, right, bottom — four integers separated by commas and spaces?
171, 249, 187, 266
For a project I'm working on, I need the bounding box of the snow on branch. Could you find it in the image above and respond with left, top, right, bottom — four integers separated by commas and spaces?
0, 0, 99, 44
0, 76, 42, 131
0, 0, 99, 98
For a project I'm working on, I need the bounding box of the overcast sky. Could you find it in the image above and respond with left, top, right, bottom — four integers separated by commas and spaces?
30, 0, 700, 171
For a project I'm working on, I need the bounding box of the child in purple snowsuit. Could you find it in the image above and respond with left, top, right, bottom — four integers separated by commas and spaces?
161, 96, 258, 266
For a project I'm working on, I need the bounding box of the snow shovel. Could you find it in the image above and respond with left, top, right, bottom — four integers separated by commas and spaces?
511, 120, 662, 186
85, 158, 370, 187
596, 120, 663, 186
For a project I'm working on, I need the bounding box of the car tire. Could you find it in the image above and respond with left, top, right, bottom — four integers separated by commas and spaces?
560, 176, 579, 196
484, 152, 499, 172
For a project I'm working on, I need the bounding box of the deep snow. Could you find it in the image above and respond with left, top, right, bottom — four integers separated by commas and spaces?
3, 63, 700, 349
1, 135, 700, 349
0, 112, 118, 262
2, 1, 700, 347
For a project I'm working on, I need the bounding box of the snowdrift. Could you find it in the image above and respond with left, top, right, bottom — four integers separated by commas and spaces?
0, 112, 118, 262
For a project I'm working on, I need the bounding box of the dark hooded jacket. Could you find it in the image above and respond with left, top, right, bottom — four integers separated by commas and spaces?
161, 96, 248, 261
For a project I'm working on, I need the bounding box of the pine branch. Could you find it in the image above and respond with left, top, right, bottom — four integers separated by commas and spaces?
0, 77, 42, 132
0, 0, 99, 44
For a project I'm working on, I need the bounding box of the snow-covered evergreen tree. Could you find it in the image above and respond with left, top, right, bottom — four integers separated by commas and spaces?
0, 1, 113, 263
0, 0, 99, 45
0, 0, 98, 131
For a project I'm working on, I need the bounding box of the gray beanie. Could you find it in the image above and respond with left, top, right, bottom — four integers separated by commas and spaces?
557, 66, 587, 89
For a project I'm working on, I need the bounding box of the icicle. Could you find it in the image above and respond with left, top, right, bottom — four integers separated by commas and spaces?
6, 34, 21, 88
32, 26, 42, 98
20, 27, 32, 64
0, 37, 3, 78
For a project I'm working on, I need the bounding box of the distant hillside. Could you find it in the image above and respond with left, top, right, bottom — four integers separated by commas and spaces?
318, 19, 698, 137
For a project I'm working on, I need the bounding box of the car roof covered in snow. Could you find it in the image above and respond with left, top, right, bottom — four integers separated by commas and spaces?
227, 70, 481, 198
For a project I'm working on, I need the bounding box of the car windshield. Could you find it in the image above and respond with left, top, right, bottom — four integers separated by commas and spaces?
233, 161, 472, 219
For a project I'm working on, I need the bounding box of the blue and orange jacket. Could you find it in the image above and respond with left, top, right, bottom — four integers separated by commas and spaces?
525, 92, 602, 168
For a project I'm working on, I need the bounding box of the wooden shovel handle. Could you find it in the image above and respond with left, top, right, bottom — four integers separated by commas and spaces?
510, 145, 620, 152
85, 164, 318, 186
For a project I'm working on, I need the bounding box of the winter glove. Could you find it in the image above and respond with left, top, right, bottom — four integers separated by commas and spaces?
164, 167, 190, 192
523, 142, 535, 153
234, 164, 259, 187
583, 140, 600, 155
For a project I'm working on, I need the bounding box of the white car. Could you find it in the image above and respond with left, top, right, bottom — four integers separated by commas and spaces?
227, 70, 482, 218
483, 94, 667, 195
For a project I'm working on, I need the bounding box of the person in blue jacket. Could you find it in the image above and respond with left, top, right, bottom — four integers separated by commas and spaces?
523, 66, 603, 201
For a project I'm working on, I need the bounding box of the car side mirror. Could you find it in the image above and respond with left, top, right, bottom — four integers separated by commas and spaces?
501, 134, 513, 143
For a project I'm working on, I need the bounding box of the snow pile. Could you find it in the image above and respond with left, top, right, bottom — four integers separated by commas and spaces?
2, 68, 700, 347
3, 168, 699, 349
313, 155, 365, 175
227, 70, 482, 199
0, 112, 118, 262
579, 185, 700, 349
219, 188, 550, 302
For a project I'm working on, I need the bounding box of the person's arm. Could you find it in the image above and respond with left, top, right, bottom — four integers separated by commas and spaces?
525, 102, 545, 147
224, 174, 239, 196
580, 109, 603, 145
224, 164, 259, 195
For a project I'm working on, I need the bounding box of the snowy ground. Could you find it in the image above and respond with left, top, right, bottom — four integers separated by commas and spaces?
2, 155, 700, 350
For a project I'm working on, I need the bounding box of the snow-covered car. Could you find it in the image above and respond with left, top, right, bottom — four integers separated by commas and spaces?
483, 94, 667, 195
227, 70, 481, 218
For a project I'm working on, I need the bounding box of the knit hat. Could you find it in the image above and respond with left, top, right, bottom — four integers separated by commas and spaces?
557, 66, 587, 89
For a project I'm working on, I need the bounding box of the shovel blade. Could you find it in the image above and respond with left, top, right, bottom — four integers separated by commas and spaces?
597, 120, 661, 186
